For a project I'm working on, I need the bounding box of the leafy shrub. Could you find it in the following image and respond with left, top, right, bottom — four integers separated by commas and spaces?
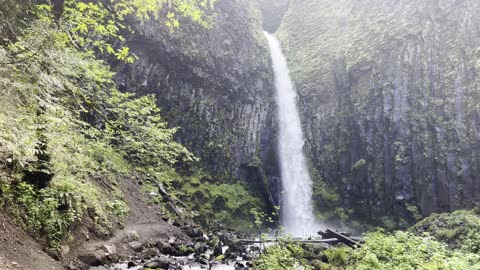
410, 210, 480, 253
173, 173, 265, 232
348, 231, 480, 270
254, 239, 312, 270
0, 0, 210, 249
324, 246, 349, 266
2, 182, 82, 249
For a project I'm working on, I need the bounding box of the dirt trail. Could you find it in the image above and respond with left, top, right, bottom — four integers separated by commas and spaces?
0, 212, 63, 270
62, 178, 191, 266
0, 178, 190, 269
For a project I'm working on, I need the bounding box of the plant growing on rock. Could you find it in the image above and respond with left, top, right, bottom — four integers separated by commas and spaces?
254, 238, 312, 270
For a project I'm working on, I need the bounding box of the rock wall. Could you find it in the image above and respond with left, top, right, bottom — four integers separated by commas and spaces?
257, 0, 289, 33
277, 0, 480, 225
113, 0, 277, 185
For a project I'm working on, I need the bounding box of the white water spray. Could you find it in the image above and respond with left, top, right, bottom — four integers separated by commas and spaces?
264, 32, 319, 237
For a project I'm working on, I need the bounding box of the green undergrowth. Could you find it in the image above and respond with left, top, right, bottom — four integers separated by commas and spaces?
410, 209, 480, 253
254, 239, 312, 270
255, 231, 480, 270
254, 211, 480, 270
172, 173, 265, 232
0, 0, 209, 251
348, 231, 480, 270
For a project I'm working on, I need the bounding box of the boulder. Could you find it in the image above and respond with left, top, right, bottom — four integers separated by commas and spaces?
156, 241, 176, 255
126, 230, 139, 241
128, 241, 143, 252
101, 244, 117, 256
187, 227, 201, 238
78, 250, 107, 266
141, 248, 158, 259
144, 258, 170, 269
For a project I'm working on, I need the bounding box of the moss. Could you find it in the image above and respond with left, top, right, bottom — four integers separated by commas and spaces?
410, 210, 480, 253
351, 159, 367, 171
173, 172, 266, 232
323, 246, 349, 267
406, 204, 422, 221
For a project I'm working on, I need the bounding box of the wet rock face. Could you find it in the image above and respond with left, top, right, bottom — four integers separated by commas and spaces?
278, 0, 480, 223
113, 0, 276, 180
257, 0, 290, 33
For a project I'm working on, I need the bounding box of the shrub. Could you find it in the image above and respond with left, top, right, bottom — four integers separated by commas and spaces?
410, 210, 480, 253
348, 231, 480, 270
324, 246, 349, 266
2, 182, 82, 250
254, 239, 312, 270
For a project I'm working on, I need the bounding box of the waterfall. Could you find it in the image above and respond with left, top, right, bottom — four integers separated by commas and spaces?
264, 32, 319, 237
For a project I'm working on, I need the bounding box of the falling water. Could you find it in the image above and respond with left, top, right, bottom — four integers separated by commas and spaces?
264, 32, 319, 237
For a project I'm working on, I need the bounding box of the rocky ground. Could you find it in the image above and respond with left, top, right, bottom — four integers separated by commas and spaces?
0, 174, 260, 270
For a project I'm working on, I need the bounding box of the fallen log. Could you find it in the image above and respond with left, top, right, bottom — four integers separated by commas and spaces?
238, 238, 340, 245
318, 229, 361, 248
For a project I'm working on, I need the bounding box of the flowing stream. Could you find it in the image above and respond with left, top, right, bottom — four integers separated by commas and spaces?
264, 32, 319, 237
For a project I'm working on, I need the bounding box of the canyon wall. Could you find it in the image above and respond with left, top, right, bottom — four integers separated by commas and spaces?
277, 0, 480, 226
113, 0, 278, 186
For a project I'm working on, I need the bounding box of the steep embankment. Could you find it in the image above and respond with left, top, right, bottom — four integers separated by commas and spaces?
277, 0, 480, 227
0, 212, 63, 270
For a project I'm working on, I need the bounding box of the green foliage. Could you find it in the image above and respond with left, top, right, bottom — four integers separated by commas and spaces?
406, 204, 422, 221
2, 182, 82, 249
348, 231, 480, 270
0, 0, 209, 249
312, 181, 339, 204
34, 0, 217, 62
324, 246, 349, 267
410, 210, 480, 253
250, 208, 275, 231
105, 90, 196, 182
173, 173, 265, 232
254, 239, 312, 270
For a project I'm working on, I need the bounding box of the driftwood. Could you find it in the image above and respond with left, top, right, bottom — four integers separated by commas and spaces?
318, 229, 362, 248
238, 229, 363, 248
239, 238, 340, 245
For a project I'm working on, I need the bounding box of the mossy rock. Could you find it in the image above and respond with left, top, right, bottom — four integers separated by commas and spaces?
410, 210, 480, 253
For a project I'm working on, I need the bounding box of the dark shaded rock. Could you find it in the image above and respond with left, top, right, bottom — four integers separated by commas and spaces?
144, 258, 170, 269
212, 196, 226, 211
156, 241, 176, 256
234, 261, 246, 269
187, 227, 201, 238
78, 250, 107, 266
141, 248, 158, 260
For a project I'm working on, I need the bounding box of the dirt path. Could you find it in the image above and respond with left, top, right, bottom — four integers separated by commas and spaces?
0, 212, 63, 270
62, 178, 191, 266
0, 177, 190, 269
